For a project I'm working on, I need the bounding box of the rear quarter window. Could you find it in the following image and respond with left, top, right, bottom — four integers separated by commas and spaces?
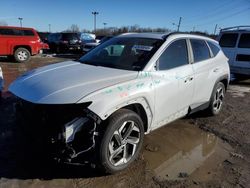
22, 30, 35, 36
219, 33, 238, 48
207, 41, 220, 57
190, 39, 211, 62
238, 34, 250, 48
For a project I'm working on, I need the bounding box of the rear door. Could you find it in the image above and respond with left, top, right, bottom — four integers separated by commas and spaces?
218, 33, 239, 67
235, 33, 250, 69
190, 39, 216, 106
0, 28, 14, 55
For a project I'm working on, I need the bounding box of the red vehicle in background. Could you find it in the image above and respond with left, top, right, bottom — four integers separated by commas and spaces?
0, 26, 49, 62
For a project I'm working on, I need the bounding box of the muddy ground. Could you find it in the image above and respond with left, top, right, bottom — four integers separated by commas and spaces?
0, 55, 250, 188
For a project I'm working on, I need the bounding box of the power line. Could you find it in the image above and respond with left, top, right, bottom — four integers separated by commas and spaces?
185, 0, 235, 22
195, 7, 250, 27
185, 0, 245, 24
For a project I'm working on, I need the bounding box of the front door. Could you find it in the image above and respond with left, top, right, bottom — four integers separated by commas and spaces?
152, 39, 194, 129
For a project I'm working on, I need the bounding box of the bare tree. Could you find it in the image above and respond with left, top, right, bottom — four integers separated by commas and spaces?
64, 24, 80, 32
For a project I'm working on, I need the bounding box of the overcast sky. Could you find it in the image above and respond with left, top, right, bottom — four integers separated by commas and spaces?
0, 0, 249, 34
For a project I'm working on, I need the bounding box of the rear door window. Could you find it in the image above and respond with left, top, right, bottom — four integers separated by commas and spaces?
238, 34, 250, 48
190, 39, 211, 62
219, 33, 238, 48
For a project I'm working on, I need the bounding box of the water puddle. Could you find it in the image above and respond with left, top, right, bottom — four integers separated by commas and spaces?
228, 85, 250, 97
143, 121, 232, 181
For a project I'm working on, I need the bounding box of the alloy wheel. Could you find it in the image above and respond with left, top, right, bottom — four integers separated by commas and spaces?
108, 120, 140, 167
213, 86, 224, 113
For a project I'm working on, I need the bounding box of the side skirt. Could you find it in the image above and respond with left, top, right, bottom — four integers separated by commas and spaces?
188, 102, 210, 115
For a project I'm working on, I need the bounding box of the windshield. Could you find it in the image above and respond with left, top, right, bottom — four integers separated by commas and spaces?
79, 37, 163, 71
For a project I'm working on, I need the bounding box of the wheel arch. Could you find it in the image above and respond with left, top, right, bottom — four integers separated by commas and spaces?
210, 74, 229, 100
13, 45, 32, 55
215, 74, 229, 91
121, 103, 149, 133
88, 97, 153, 134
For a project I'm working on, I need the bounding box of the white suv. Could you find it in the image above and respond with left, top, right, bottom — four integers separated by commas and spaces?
9, 33, 230, 173
218, 26, 250, 77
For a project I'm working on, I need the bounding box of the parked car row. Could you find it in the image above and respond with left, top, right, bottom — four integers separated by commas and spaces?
0, 25, 113, 62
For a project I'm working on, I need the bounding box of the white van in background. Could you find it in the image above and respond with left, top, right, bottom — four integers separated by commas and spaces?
218, 26, 250, 77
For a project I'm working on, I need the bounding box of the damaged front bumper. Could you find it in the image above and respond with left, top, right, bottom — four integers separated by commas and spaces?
15, 99, 102, 165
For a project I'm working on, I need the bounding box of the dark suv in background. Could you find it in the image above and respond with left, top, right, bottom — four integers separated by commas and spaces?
47, 33, 82, 53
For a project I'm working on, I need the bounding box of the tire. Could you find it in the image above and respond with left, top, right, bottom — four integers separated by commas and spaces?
14, 48, 31, 63
98, 109, 144, 174
207, 82, 225, 116
56, 46, 61, 54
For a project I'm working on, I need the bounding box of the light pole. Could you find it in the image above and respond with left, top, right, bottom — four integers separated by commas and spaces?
48, 24, 51, 32
213, 24, 218, 35
103, 22, 107, 30
18, 17, 23, 27
92, 11, 99, 34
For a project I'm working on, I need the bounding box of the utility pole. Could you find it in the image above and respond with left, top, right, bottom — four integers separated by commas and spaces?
18, 17, 23, 27
48, 24, 51, 32
172, 17, 182, 32
192, 26, 195, 32
213, 24, 218, 35
92, 11, 99, 34
177, 17, 182, 32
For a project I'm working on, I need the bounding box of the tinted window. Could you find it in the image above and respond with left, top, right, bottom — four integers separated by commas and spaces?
238, 34, 250, 48
0, 28, 34, 36
62, 33, 80, 40
48, 33, 61, 42
191, 39, 210, 62
0, 28, 14, 35
207, 41, 220, 57
219, 33, 238, 48
22, 30, 35, 36
158, 39, 188, 70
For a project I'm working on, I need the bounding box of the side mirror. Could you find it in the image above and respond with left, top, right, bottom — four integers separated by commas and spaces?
155, 60, 159, 70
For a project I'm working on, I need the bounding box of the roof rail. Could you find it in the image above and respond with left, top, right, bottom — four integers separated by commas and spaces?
220, 26, 250, 32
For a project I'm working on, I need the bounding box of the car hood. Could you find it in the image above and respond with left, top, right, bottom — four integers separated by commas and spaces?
9, 61, 138, 104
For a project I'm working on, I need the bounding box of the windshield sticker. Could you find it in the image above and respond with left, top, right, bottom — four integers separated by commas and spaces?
132, 45, 153, 51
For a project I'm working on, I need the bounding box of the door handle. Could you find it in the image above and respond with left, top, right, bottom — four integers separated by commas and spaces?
213, 68, 219, 72
184, 76, 193, 83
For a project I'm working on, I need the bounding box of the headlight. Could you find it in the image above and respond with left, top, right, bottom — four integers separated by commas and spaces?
65, 117, 88, 143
